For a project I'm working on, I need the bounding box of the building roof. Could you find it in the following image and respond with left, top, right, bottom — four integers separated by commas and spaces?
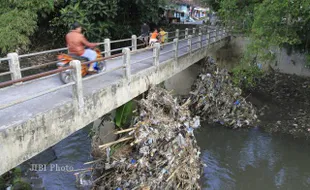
169, 0, 202, 6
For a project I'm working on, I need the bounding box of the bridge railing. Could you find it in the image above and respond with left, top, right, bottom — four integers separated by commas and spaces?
0, 26, 229, 110
0, 28, 190, 81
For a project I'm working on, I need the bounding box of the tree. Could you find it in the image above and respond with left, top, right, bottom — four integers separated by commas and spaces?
251, 0, 310, 57
216, 0, 310, 61
0, 0, 54, 53
201, 0, 221, 11
53, 0, 167, 42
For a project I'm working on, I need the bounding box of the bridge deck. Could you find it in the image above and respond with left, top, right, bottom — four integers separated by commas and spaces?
0, 36, 209, 129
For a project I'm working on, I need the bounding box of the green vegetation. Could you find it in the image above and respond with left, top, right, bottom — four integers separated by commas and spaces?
0, 0, 54, 53
204, 0, 310, 87
208, 0, 310, 62
232, 63, 263, 89
115, 101, 134, 128
0, 0, 168, 54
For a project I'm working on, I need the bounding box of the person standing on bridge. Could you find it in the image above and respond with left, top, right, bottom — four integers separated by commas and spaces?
66, 22, 99, 72
140, 23, 150, 47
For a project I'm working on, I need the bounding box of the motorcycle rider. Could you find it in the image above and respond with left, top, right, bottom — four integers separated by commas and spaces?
66, 22, 99, 72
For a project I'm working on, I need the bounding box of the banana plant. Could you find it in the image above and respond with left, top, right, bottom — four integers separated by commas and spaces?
115, 101, 134, 128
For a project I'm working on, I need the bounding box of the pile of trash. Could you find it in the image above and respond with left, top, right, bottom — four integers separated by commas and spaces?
92, 87, 202, 190
254, 72, 310, 107
187, 58, 257, 128
251, 72, 310, 137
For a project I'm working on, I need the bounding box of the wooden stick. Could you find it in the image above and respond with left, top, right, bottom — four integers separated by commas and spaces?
166, 166, 181, 182
68, 167, 92, 173
99, 137, 134, 149
114, 127, 137, 134
93, 171, 111, 183
84, 159, 104, 165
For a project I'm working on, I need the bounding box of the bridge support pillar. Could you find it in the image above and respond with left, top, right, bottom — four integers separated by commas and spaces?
104, 38, 111, 57
153, 43, 160, 67
175, 29, 179, 39
192, 28, 196, 36
7, 53, 21, 81
188, 35, 192, 54
131, 35, 137, 51
122, 48, 131, 81
70, 60, 84, 111
185, 28, 188, 39
199, 26, 202, 35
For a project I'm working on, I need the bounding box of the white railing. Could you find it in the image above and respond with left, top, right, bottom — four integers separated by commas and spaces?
0, 25, 228, 110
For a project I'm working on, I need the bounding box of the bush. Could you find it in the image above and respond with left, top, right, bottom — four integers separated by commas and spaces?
232, 63, 263, 90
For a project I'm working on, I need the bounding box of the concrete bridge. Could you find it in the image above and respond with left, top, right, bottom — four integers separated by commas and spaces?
0, 26, 229, 175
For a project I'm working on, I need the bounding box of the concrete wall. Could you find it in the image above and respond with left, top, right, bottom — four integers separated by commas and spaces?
271, 48, 310, 76
0, 38, 229, 175
164, 63, 201, 95
221, 36, 310, 76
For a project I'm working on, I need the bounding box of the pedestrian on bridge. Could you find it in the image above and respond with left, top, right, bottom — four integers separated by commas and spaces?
140, 23, 150, 47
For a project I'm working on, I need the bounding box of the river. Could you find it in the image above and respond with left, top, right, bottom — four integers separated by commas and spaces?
196, 124, 310, 190
27, 125, 93, 190
24, 122, 310, 190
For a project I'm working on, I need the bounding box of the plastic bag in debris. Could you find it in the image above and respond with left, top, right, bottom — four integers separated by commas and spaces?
92, 87, 202, 190
188, 57, 257, 128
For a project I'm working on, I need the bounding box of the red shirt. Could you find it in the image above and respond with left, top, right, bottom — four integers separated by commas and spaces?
66, 30, 97, 55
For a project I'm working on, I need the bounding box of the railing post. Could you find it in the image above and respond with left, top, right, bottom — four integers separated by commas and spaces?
207, 31, 210, 47
131, 35, 137, 51
122, 48, 131, 81
216, 29, 220, 41
219, 28, 223, 40
198, 32, 202, 49
175, 29, 179, 39
188, 35, 192, 54
223, 28, 226, 37
166, 32, 169, 43
70, 60, 84, 111
7, 53, 21, 81
214, 29, 217, 42
153, 43, 160, 67
185, 28, 189, 39
104, 38, 111, 57
173, 38, 179, 60
192, 28, 196, 36
199, 26, 202, 35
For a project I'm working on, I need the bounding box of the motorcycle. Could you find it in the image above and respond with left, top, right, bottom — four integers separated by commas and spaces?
57, 48, 106, 84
